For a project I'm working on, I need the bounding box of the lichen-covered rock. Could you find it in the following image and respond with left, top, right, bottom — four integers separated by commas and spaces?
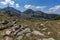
16, 28, 31, 37
40, 23, 45, 27
42, 38, 55, 40
23, 28, 31, 33
17, 36, 23, 40
48, 32, 51, 35
5, 30, 11, 35
32, 30, 44, 36
37, 39, 41, 40
5, 36, 13, 40
2, 20, 9, 25
42, 28, 47, 31
26, 33, 31, 37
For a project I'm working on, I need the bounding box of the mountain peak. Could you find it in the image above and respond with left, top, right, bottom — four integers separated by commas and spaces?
0, 7, 21, 16
26, 9, 34, 11
23, 9, 35, 14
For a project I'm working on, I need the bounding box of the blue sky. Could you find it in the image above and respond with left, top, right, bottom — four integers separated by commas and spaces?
0, 0, 60, 14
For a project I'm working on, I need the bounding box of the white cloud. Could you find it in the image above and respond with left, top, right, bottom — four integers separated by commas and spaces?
16, 4, 20, 8
47, 5, 60, 13
24, 5, 46, 11
1, 2, 7, 5
5, 0, 11, 3
0, 0, 20, 8
24, 5, 34, 9
36, 6, 46, 11
9, 1, 15, 5
36, 6, 46, 9
0, 0, 15, 7
0, 0, 14, 5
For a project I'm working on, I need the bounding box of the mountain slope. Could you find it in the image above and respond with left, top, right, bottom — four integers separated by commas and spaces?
0, 7, 21, 16
0, 7, 60, 20
22, 9, 59, 19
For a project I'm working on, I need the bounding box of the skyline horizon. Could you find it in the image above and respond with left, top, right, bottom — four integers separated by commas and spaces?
0, 0, 60, 14
0, 6, 60, 15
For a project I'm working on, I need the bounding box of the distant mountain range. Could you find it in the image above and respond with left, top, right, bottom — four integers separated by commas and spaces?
0, 7, 60, 20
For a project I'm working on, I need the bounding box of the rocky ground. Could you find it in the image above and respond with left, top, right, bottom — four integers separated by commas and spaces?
0, 12, 60, 40
0, 19, 60, 40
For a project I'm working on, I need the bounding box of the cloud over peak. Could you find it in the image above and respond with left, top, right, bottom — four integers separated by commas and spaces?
16, 4, 20, 8
0, 0, 20, 8
1, 0, 14, 6
24, 5, 34, 9
24, 4, 46, 11
36, 6, 46, 9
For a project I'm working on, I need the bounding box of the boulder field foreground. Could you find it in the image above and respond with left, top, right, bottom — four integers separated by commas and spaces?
0, 19, 60, 40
